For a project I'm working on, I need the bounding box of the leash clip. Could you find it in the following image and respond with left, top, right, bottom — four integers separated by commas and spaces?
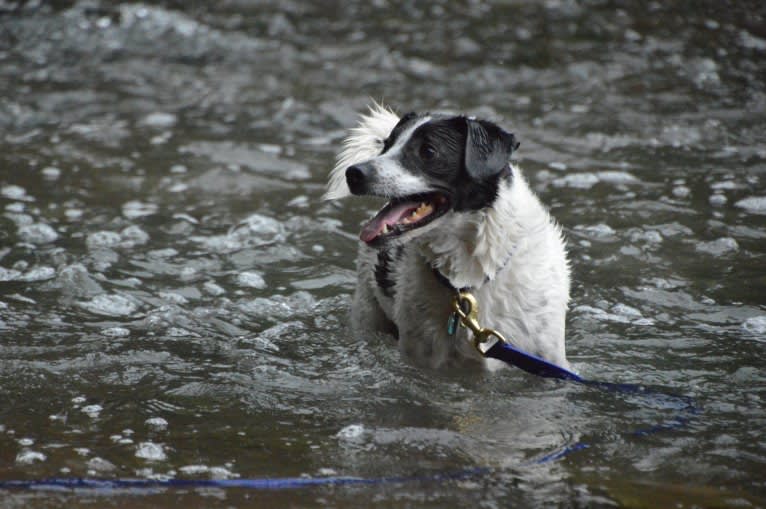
450, 291, 509, 353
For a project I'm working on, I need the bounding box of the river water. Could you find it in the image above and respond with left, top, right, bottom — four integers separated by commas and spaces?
1, 1, 765, 507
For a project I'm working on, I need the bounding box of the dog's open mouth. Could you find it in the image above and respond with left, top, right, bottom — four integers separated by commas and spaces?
360, 192, 450, 244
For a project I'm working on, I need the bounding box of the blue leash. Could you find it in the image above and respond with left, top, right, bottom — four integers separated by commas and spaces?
0, 338, 698, 492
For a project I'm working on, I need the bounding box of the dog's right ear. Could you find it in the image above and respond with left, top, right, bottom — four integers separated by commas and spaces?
464, 118, 519, 180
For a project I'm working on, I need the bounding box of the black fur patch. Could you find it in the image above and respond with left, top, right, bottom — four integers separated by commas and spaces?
393, 115, 517, 211
374, 246, 404, 297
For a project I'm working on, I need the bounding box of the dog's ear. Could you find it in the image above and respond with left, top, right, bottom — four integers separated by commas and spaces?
464, 118, 519, 180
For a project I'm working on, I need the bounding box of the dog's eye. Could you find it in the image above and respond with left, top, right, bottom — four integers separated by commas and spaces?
419, 143, 437, 161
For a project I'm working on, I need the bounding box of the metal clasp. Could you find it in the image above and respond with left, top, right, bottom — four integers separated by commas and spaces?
450, 291, 509, 353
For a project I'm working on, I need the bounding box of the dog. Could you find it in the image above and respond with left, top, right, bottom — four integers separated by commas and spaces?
325, 104, 571, 370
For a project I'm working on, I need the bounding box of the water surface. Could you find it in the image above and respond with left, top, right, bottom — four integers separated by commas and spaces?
1, 1, 765, 506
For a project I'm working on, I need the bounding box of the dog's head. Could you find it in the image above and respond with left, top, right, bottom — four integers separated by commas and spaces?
326, 105, 519, 247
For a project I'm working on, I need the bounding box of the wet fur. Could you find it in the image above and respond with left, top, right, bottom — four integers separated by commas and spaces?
325, 103, 571, 369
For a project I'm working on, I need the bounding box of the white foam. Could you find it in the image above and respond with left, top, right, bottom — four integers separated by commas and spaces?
141, 112, 177, 128
86, 231, 122, 249
122, 200, 158, 219
101, 326, 130, 337
18, 437, 34, 446
553, 171, 638, 189
237, 271, 267, 289
742, 316, 766, 335
735, 196, 766, 214
179, 464, 209, 475
695, 237, 738, 255
81, 404, 103, 418
79, 294, 139, 317
15, 450, 46, 464
337, 424, 365, 440
135, 442, 167, 461
87, 457, 116, 472
42, 166, 61, 179
203, 281, 225, 296
1, 185, 32, 201
145, 417, 169, 430
20, 266, 56, 282
18, 223, 58, 244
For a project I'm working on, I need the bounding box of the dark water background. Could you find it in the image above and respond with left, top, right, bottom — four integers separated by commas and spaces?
1, 1, 765, 507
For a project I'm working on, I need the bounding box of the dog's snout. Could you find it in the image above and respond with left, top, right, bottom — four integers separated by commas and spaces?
346, 164, 370, 195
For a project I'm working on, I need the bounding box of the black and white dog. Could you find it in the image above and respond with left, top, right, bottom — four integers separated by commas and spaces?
325, 104, 570, 370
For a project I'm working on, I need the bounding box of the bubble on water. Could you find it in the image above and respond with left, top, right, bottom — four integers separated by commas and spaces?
169, 182, 187, 193
121, 225, 150, 246
709, 193, 727, 206
136, 441, 167, 461
101, 326, 130, 337
79, 294, 139, 317
695, 237, 738, 255
87, 457, 116, 472
170, 164, 187, 174
1, 185, 33, 201
735, 196, 766, 214
71, 396, 86, 404
192, 213, 285, 252
740, 30, 766, 51
141, 112, 178, 128
337, 424, 365, 440
179, 464, 209, 475
317, 467, 338, 476
81, 404, 103, 418
629, 229, 662, 244
742, 316, 766, 335
574, 223, 617, 239
237, 271, 267, 289
287, 195, 309, 208
15, 450, 46, 464
159, 292, 188, 305
6, 202, 24, 212
553, 171, 638, 189
672, 186, 690, 198
65, 208, 84, 220
203, 281, 225, 296
549, 162, 567, 171
145, 417, 168, 430
711, 180, 741, 190
238, 291, 316, 319
86, 231, 122, 249
311, 244, 325, 253
20, 266, 56, 282
42, 166, 61, 179
18, 437, 34, 446
18, 223, 58, 244
56, 264, 104, 297
0, 267, 22, 281
123, 200, 158, 219
209, 466, 239, 479
74, 447, 90, 456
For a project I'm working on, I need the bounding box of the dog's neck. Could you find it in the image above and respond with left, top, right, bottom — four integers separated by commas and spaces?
418, 167, 548, 289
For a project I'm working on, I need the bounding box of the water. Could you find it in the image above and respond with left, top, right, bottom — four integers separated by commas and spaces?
1, 1, 765, 506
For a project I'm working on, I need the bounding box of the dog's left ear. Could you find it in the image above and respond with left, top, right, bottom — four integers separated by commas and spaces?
464, 118, 519, 180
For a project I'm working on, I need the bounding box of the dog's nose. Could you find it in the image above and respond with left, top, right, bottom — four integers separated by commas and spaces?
345, 164, 368, 195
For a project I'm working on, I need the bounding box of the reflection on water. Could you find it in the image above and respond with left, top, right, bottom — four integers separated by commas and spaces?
1, 0, 765, 506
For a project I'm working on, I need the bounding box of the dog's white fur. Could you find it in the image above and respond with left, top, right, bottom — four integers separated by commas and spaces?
326, 103, 571, 369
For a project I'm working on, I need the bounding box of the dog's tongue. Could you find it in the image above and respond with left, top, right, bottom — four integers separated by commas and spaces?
360, 200, 420, 243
